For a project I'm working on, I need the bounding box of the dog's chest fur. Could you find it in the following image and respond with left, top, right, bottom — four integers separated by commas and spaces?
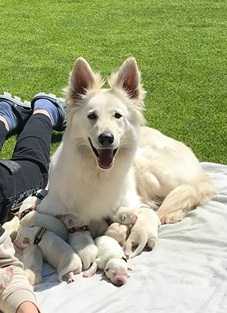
44, 145, 140, 224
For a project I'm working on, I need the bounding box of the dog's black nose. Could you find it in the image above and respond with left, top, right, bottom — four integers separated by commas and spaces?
98, 132, 114, 146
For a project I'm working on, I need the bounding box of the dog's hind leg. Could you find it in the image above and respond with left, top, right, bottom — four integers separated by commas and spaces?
159, 209, 187, 224
158, 178, 215, 224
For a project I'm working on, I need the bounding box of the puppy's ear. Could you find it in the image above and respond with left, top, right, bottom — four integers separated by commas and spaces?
110, 57, 141, 100
70, 57, 96, 99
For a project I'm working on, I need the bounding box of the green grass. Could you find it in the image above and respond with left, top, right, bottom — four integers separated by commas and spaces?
0, 0, 226, 162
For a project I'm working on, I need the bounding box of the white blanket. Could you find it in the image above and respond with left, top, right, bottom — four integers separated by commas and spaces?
36, 162, 227, 313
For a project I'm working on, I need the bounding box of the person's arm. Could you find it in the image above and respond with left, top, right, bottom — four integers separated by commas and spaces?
0, 227, 40, 313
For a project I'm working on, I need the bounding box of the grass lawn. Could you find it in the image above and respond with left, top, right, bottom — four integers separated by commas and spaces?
0, 0, 226, 163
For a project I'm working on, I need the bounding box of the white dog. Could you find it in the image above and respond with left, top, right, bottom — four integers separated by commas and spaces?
120, 206, 161, 258
84, 235, 130, 286
37, 57, 214, 226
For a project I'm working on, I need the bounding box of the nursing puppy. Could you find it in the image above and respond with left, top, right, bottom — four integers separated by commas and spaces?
20, 211, 68, 241
60, 214, 98, 270
17, 244, 43, 285
2, 216, 20, 241
113, 206, 138, 226
14, 225, 82, 283
122, 206, 161, 258
105, 222, 129, 246
84, 235, 130, 286
37, 57, 214, 227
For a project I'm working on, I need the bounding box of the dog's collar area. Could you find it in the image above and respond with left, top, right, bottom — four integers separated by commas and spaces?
34, 227, 47, 245
68, 225, 89, 233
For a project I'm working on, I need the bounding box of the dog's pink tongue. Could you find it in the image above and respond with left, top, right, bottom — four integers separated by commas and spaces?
97, 149, 114, 169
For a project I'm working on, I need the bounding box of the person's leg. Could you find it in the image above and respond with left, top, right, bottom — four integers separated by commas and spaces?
0, 93, 32, 149
0, 93, 66, 313
0, 121, 8, 148
0, 93, 66, 223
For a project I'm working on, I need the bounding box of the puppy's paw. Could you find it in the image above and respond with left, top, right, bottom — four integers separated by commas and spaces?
146, 237, 158, 250
83, 262, 98, 278
62, 271, 75, 284
160, 210, 185, 224
79, 246, 98, 271
124, 243, 133, 259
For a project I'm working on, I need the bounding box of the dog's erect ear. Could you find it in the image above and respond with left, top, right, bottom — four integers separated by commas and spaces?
113, 57, 141, 99
70, 57, 96, 99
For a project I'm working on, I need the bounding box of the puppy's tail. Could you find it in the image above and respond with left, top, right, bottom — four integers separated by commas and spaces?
158, 174, 215, 221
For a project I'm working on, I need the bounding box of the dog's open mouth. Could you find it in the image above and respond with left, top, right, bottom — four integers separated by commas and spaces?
89, 138, 117, 170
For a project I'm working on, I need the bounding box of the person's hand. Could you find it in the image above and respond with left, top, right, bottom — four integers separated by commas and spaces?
16, 301, 40, 313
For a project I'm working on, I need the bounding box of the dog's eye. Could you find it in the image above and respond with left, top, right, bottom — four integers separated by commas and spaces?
87, 112, 98, 120
105, 268, 109, 273
114, 112, 122, 119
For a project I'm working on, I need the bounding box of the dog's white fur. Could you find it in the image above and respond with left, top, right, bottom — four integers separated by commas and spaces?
113, 206, 138, 226
21, 245, 43, 285
84, 235, 129, 286
123, 206, 160, 258
18, 195, 40, 218
20, 211, 68, 240
2, 216, 20, 241
60, 214, 98, 270
37, 56, 215, 227
13, 233, 43, 286
105, 222, 129, 246
89, 219, 109, 238
14, 225, 82, 283
0, 267, 13, 291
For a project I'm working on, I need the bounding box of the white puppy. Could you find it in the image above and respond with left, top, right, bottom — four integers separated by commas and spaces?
113, 206, 138, 226
20, 245, 43, 285
123, 206, 161, 258
14, 225, 82, 283
105, 222, 129, 246
60, 214, 98, 271
20, 211, 68, 241
2, 216, 20, 241
84, 235, 130, 286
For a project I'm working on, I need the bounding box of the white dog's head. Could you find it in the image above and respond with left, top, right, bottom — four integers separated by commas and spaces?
104, 257, 129, 286
14, 225, 39, 249
65, 57, 145, 170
